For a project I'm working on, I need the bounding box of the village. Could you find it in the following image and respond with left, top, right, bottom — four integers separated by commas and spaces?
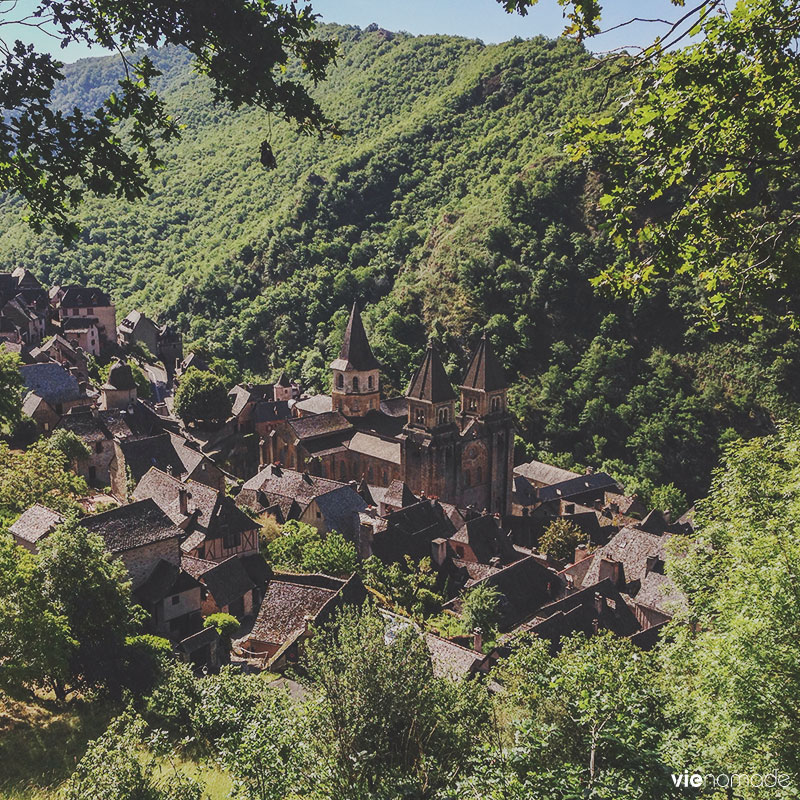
1, 269, 692, 679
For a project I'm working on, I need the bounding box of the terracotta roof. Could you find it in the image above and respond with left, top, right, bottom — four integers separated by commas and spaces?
406, 342, 456, 403
83, 499, 182, 553
9, 504, 64, 545
460, 334, 506, 392
330, 302, 380, 372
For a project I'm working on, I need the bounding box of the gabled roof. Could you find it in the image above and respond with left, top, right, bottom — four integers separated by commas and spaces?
83, 499, 182, 553
59, 285, 112, 308
537, 471, 621, 503
330, 302, 380, 372
294, 394, 332, 415
275, 371, 291, 387
9, 504, 64, 545
119, 434, 186, 482
194, 556, 255, 609
450, 514, 517, 564
20, 363, 81, 406
289, 411, 352, 441
514, 460, 581, 487
383, 479, 417, 509
134, 559, 199, 605
460, 334, 506, 392
580, 526, 672, 589
406, 342, 455, 403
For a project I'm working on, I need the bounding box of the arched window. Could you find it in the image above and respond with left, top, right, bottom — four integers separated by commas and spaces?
368, 375, 374, 389
353, 376, 360, 392
491, 396, 501, 412
468, 396, 477, 411
438, 407, 448, 424
337, 373, 344, 389
415, 408, 425, 424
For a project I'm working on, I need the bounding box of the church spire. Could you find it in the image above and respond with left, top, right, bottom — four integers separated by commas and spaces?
406, 340, 456, 403
460, 333, 506, 392
330, 301, 380, 372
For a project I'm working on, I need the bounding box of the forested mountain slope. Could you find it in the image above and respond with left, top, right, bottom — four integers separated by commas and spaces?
0, 24, 796, 502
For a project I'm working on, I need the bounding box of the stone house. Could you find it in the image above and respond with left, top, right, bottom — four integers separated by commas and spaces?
8, 504, 64, 552
53, 285, 116, 354
134, 559, 203, 640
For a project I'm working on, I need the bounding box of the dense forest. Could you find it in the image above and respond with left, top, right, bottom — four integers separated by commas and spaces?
0, 24, 796, 503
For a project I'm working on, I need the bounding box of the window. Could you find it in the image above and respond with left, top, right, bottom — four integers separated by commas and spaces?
223, 530, 241, 550
468, 397, 477, 412
491, 396, 501, 412
171, 595, 180, 605
368, 467, 374, 481
352, 376, 359, 392
337, 373, 344, 388
87, 307, 93, 314
415, 408, 425, 424
438, 407, 449, 424
368, 375, 374, 389
382, 470, 388, 484
316, 511, 322, 519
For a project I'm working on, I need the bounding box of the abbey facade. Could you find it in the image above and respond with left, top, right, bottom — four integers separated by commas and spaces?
261, 304, 515, 514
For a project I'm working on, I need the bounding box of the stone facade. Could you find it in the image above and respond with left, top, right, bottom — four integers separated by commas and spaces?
119, 537, 181, 589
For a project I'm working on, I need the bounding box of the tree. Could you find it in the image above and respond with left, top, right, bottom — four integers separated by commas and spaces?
460, 583, 502, 645
37, 516, 142, 694
362, 554, 444, 618
662, 423, 800, 789
538, 517, 588, 562
481, 631, 680, 800
172, 366, 231, 424
1, 0, 338, 238
266, 519, 359, 576
649, 483, 687, 519
41, 428, 91, 467
0, 532, 74, 694
0, 440, 88, 520
301, 604, 490, 799
0, 348, 23, 433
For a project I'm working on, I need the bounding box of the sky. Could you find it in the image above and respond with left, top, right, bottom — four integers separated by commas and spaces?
3, 0, 686, 64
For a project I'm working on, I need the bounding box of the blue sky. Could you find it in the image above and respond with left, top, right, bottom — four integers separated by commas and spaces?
5, 0, 685, 64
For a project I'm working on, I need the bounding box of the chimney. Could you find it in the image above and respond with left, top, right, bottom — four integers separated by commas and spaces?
166, 464, 173, 476
472, 627, 483, 653
598, 557, 622, 586
574, 543, 589, 563
645, 554, 659, 576
585, 466, 595, 474
594, 592, 605, 615
489, 556, 501, 568
178, 487, 190, 516
431, 537, 448, 566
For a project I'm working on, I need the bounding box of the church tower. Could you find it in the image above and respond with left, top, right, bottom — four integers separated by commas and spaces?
458, 333, 514, 514
401, 341, 460, 502
330, 302, 381, 417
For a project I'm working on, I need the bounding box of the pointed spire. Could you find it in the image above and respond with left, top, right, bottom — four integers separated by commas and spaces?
330, 302, 381, 372
461, 333, 506, 392
406, 340, 456, 403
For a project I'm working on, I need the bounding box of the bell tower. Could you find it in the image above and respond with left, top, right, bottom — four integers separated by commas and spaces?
458, 333, 514, 514
330, 302, 381, 417
401, 340, 460, 502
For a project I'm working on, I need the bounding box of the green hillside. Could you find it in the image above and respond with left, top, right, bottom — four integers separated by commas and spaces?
0, 24, 796, 503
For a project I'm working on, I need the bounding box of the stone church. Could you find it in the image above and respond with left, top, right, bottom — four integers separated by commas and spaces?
261, 303, 515, 514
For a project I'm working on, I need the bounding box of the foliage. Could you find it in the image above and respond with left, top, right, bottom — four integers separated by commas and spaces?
460, 582, 502, 643
40, 428, 91, 465
173, 367, 231, 424
0, 0, 337, 238
649, 483, 687, 519
538, 517, 588, 561
481, 632, 680, 800
37, 516, 142, 694
203, 612, 240, 638
302, 603, 491, 799
0, 440, 88, 520
266, 519, 359, 576
362, 554, 444, 618
0, 33, 795, 499
0, 349, 23, 433
662, 422, 800, 787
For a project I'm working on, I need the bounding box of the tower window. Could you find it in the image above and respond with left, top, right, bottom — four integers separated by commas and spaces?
368, 375, 374, 389
468, 397, 477, 412
353, 376, 359, 392
491, 396, 501, 412
337, 373, 344, 389
438, 407, 449, 424
415, 408, 425, 424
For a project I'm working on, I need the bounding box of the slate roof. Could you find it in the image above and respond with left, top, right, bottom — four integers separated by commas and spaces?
228, 385, 253, 417
179, 352, 210, 373
196, 556, 255, 609
252, 400, 291, 423
20, 363, 81, 406
450, 514, 517, 564
635, 570, 686, 615
313, 485, 367, 537
83, 499, 182, 553
249, 580, 338, 645
105, 360, 137, 391
241, 553, 272, 587
9, 504, 64, 545
21, 393, 47, 418
383, 479, 417, 509
580, 526, 672, 589
119, 434, 186, 482
59, 285, 112, 308
289, 412, 352, 441
373, 499, 455, 562
537, 472, 621, 503
460, 334, 506, 392
134, 559, 199, 605
294, 394, 332, 415
241, 464, 347, 506
424, 633, 481, 679
348, 431, 401, 464
380, 396, 408, 418
57, 410, 111, 443
514, 460, 580, 487
330, 302, 380, 372
62, 316, 98, 333
275, 372, 291, 387
406, 342, 456, 403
